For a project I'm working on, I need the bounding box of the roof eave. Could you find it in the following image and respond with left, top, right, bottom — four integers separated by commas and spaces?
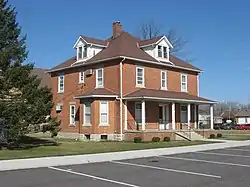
74, 94, 118, 99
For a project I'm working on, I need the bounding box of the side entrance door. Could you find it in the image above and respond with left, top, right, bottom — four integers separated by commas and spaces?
159, 104, 170, 130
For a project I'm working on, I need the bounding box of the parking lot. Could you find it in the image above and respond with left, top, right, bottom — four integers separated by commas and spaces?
2, 146, 250, 187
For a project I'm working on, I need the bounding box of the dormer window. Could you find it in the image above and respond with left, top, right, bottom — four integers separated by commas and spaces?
158, 46, 162, 57
78, 46, 83, 59
77, 45, 88, 60
157, 45, 169, 59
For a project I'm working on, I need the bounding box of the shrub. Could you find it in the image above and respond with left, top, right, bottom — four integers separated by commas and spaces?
134, 137, 142, 143
163, 136, 171, 142
217, 133, 223, 138
152, 137, 161, 142
210, 134, 215, 139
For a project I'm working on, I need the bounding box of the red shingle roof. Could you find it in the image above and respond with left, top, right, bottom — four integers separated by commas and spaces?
124, 88, 214, 103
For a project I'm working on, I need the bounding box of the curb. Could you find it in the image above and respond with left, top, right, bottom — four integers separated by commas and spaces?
1, 140, 250, 171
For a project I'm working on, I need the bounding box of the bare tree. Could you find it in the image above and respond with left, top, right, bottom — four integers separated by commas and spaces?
138, 21, 187, 55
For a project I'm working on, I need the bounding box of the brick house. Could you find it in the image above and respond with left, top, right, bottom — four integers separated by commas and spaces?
48, 22, 215, 141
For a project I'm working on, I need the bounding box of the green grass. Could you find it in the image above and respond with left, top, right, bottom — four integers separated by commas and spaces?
219, 135, 250, 141
0, 136, 212, 160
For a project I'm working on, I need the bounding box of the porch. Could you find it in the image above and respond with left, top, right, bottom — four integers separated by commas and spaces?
123, 89, 215, 132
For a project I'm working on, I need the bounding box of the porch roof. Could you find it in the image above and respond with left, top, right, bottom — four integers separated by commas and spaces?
74, 88, 118, 99
123, 88, 215, 104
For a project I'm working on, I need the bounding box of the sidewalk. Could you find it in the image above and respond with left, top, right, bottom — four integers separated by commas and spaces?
1, 140, 250, 171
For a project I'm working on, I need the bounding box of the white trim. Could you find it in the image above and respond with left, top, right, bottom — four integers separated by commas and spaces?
187, 103, 191, 129
96, 68, 104, 88
79, 71, 85, 83
194, 104, 197, 129
83, 102, 91, 126
210, 104, 214, 129
172, 102, 176, 130
119, 58, 125, 140
140, 36, 173, 49
123, 96, 216, 104
161, 70, 167, 90
136, 66, 144, 87
69, 104, 76, 125
73, 36, 107, 49
57, 75, 64, 93
74, 95, 118, 99
99, 100, 109, 125
124, 101, 128, 130
47, 56, 202, 73
181, 73, 188, 92
141, 100, 146, 130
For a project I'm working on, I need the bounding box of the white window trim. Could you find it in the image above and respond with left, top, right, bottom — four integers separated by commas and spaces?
181, 74, 188, 92
180, 104, 188, 124
69, 104, 76, 126
83, 103, 91, 126
136, 66, 145, 87
135, 102, 142, 125
96, 68, 104, 88
157, 45, 169, 60
79, 71, 85, 83
58, 75, 64, 93
99, 101, 109, 126
161, 70, 167, 90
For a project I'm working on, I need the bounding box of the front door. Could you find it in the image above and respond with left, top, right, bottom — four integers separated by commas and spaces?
159, 104, 170, 130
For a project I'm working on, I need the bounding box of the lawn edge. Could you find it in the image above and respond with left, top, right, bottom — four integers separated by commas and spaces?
1, 140, 250, 171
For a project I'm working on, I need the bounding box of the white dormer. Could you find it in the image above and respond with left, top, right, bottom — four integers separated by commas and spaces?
140, 36, 173, 63
73, 36, 107, 62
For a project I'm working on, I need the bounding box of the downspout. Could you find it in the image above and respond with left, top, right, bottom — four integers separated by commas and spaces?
119, 57, 126, 141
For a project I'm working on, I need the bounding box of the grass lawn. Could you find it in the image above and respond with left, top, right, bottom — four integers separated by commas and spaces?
0, 136, 212, 160
219, 135, 250, 141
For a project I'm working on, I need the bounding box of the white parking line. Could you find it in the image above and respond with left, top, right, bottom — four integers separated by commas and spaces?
110, 161, 221, 179
196, 151, 250, 158
158, 155, 250, 168
48, 166, 140, 187
227, 148, 250, 152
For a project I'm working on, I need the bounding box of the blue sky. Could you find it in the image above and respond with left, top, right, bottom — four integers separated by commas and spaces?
9, 0, 250, 103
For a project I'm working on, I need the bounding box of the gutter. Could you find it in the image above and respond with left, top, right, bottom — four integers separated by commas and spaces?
119, 57, 126, 140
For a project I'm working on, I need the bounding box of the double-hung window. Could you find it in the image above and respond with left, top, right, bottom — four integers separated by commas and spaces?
163, 47, 168, 58
161, 71, 167, 90
78, 46, 83, 59
180, 105, 188, 123
158, 46, 162, 57
181, 74, 188, 92
79, 71, 84, 83
158, 45, 169, 59
83, 45, 88, 57
135, 103, 142, 123
69, 104, 76, 125
100, 101, 108, 125
96, 68, 104, 88
58, 75, 64, 93
136, 67, 144, 87
84, 102, 91, 125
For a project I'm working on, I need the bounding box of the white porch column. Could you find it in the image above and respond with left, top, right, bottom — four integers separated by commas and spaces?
172, 102, 175, 130
194, 104, 197, 129
124, 101, 127, 131
188, 103, 191, 129
141, 100, 146, 130
210, 104, 214, 129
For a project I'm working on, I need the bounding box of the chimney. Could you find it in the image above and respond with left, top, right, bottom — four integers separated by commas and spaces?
113, 21, 122, 38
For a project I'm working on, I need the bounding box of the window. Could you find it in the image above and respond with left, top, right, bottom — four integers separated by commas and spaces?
163, 47, 168, 58
161, 71, 167, 89
69, 104, 76, 125
100, 101, 108, 125
83, 45, 88, 57
180, 105, 188, 123
58, 76, 64, 93
158, 45, 169, 59
181, 74, 187, 92
79, 71, 84, 83
84, 102, 91, 125
158, 46, 162, 57
78, 46, 83, 59
136, 67, 144, 86
135, 103, 142, 123
96, 68, 104, 88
